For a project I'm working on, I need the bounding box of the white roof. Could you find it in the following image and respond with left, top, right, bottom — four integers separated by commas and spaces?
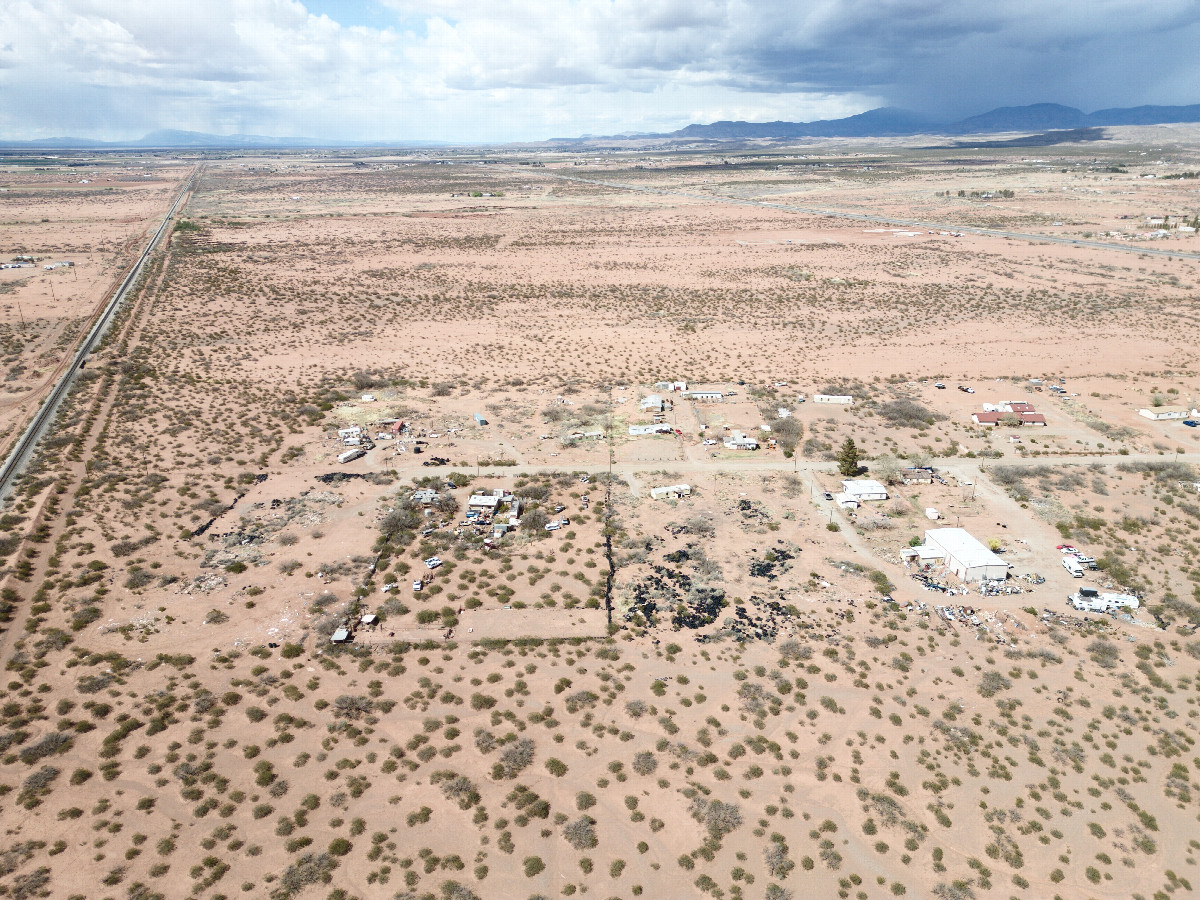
841, 479, 888, 496
924, 528, 1004, 569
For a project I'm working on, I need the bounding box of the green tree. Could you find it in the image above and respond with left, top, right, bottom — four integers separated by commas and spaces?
836, 438, 861, 477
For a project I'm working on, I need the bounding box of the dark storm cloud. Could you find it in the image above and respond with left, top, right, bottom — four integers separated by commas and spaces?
2, 0, 1197, 141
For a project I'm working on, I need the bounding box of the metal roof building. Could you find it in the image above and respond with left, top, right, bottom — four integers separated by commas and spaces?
921, 528, 1008, 582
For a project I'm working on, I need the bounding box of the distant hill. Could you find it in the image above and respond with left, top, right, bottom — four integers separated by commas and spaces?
670, 107, 943, 140
555, 101, 1200, 143
0, 130, 451, 150
5, 102, 1200, 150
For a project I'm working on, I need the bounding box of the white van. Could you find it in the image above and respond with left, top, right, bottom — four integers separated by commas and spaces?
1062, 558, 1084, 578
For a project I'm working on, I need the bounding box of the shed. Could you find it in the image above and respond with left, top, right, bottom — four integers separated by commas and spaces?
330, 628, 350, 644
920, 528, 1007, 582
840, 479, 889, 501
360, 614, 378, 626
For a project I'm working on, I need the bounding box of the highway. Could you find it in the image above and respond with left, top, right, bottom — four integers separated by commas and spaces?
538, 171, 1200, 263
0, 169, 197, 503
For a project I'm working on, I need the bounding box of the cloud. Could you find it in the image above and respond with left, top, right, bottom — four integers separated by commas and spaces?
2, 0, 1198, 141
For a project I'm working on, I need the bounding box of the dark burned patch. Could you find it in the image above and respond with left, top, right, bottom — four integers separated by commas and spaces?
749, 544, 796, 579
719, 595, 796, 643
315, 472, 368, 485
673, 585, 727, 630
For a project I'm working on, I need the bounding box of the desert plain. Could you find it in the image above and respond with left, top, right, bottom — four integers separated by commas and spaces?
1, 129, 1200, 900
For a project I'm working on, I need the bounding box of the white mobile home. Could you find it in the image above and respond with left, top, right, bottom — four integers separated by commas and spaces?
1138, 407, 1190, 420
840, 479, 889, 502
650, 484, 691, 500
813, 394, 854, 405
629, 424, 674, 436
685, 390, 725, 402
723, 431, 759, 450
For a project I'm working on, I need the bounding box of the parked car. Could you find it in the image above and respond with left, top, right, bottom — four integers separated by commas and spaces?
934, 382, 946, 389
957, 385, 975, 393
412, 580, 423, 592
424, 557, 442, 569
1184, 420, 1199, 427
1056, 544, 1076, 553
823, 491, 834, 501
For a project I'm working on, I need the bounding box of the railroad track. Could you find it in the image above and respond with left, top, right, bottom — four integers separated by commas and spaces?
0, 167, 197, 503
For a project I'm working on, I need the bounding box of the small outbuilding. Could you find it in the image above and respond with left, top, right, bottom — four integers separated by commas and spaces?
330, 628, 351, 644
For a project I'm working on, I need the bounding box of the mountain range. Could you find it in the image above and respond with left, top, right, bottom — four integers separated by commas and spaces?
0, 129, 448, 150
3, 103, 1200, 149
562, 102, 1200, 143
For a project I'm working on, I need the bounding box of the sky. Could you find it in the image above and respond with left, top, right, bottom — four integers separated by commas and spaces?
2, 0, 1200, 143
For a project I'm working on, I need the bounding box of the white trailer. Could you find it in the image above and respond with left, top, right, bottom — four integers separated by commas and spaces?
337, 448, 366, 464
1062, 557, 1084, 578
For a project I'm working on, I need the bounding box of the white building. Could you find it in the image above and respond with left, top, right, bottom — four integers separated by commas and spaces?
650, 484, 691, 500
840, 479, 889, 502
916, 528, 1008, 582
723, 431, 759, 450
685, 390, 725, 402
813, 394, 854, 405
629, 424, 674, 436
1138, 407, 1191, 420
640, 394, 669, 412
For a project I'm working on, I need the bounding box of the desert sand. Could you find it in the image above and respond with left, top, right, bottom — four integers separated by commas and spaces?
0, 133, 1199, 899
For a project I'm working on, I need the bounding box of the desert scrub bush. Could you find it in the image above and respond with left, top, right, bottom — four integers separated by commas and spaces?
523, 856, 546, 877
492, 738, 534, 779
690, 797, 742, 839
562, 817, 598, 850
19, 732, 73, 765
632, 751, 657, 775
977, 671, 1012, 698
1088, 640, 1119, 669
273, 852, 339, 898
